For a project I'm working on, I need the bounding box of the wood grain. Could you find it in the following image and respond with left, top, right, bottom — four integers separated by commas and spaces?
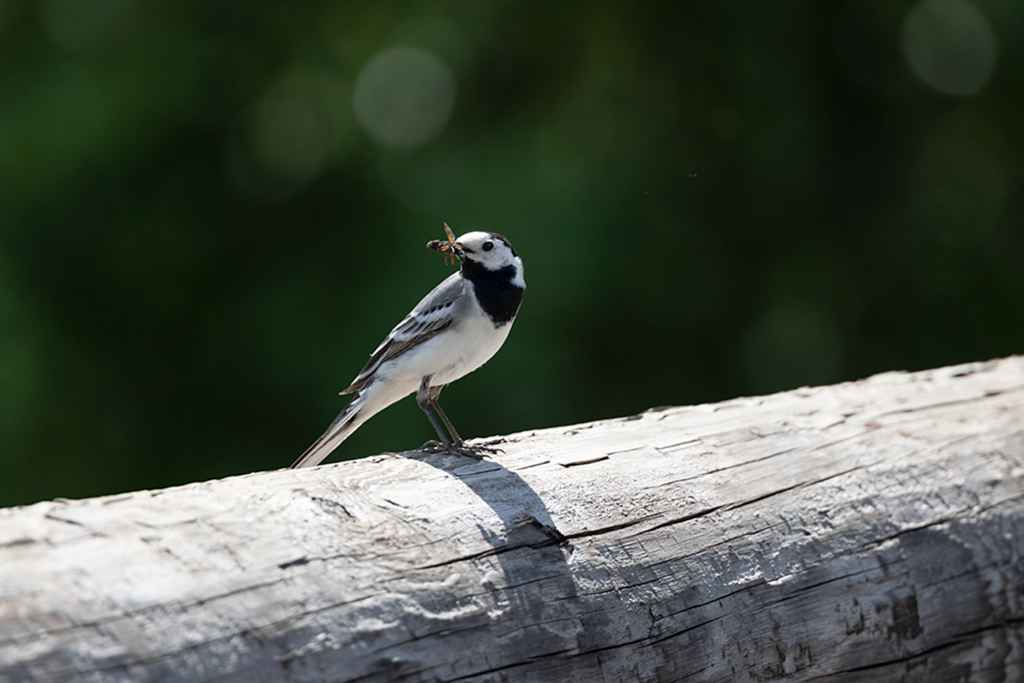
2, 358, 1023, 682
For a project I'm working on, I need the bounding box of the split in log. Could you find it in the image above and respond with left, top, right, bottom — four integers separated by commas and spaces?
1, 357, 1023, 682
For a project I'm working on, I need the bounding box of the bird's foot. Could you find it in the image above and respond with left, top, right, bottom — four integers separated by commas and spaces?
472, 439, 506, 454
469, 439, 505, 455
445, 443, 498, 459
419, 440, 500, 459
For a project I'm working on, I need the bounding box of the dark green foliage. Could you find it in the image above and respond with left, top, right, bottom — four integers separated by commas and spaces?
1, 2, 1021, 506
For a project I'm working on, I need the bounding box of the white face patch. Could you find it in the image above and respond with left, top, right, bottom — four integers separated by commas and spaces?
456, 231, 519, 271
510, 259, 525, 288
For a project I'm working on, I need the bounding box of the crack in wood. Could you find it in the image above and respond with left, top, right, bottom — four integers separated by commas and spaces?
724, 465, 869, 512
562, 513, 664, 541
0, 576, 290, 647
644, 614, 725, 647
807, 618, 1024, 679
438, 647, 576, 682
640, 447, 797, 490
620, 506, 725, 539
52, 593, 380, 679
763, 566, 883, 608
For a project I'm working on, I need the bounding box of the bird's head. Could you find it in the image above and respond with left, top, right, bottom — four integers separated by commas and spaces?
455, 231, 520, 272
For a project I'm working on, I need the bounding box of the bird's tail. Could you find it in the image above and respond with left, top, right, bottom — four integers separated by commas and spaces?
291, 395, 368, 469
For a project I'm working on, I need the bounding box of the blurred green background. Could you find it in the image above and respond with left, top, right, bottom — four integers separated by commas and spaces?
1, 1, 1021, 507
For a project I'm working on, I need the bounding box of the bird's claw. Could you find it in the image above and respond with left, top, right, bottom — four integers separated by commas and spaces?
419, 441, 501, 459
470, 435, 509, 451
463, 442, 504, 455
446, 444, 489, 459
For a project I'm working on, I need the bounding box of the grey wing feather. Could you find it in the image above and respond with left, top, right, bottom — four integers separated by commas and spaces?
341, 273, 468, 394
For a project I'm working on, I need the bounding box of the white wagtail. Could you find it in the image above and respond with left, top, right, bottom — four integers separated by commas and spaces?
291, 230, 525, 468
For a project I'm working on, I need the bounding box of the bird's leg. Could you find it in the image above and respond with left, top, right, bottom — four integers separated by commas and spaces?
417, 377, 451, 450
428, 385, 463, 445
429, 385, 503, 458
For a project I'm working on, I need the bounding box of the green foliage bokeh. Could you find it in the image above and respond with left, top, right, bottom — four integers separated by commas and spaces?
2, 1, 1022, 507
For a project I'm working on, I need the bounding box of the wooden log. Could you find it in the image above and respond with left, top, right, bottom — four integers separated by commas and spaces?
2, 358, 1023, 682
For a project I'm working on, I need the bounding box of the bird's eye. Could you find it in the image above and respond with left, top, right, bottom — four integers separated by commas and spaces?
483, 241, 494, 252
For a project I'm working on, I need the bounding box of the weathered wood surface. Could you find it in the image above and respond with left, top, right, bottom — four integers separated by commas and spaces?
2, 358, 1024, 682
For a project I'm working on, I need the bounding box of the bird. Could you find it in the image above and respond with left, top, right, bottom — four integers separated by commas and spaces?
291, 230, 525, 468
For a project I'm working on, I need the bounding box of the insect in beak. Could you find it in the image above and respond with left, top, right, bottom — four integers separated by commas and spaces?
427, 222, 462, 267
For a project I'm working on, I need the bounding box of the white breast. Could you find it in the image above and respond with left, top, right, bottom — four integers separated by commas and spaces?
373, 295, 515, 391
431, 297, 514, 386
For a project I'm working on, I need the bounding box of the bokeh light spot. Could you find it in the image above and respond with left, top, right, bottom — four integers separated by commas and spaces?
249, 74, 334, 182
229, 69, 350, 198
353, 47, 455, 149
902, 0, 997, 96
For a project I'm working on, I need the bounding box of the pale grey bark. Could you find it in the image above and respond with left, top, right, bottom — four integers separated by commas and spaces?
2, 358, 1023, 682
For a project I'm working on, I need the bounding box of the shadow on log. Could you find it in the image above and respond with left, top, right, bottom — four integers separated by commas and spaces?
2, 358, 1023, 682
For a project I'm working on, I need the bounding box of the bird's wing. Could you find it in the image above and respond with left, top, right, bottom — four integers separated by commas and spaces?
340, 273, 468, 394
